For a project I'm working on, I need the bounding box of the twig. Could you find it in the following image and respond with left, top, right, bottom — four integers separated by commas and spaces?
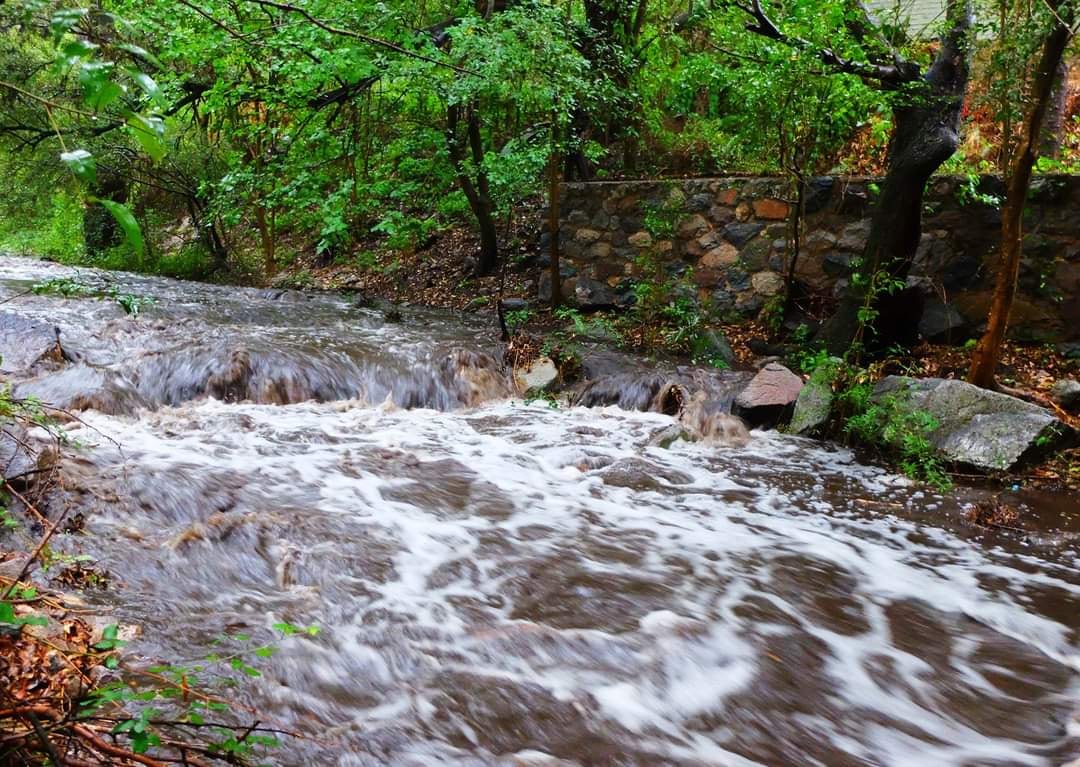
72, 724, 169, 767
1, 502, 75, 600
28, 712, 64, 766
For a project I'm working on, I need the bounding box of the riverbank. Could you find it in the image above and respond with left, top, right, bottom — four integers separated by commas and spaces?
269, 232, 1080, 494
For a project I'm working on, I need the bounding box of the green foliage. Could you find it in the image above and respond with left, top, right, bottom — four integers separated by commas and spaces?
79, 621, 320, 759
30, 276, 155, 317
504, 308, 533, 333
798, 355, 952, 489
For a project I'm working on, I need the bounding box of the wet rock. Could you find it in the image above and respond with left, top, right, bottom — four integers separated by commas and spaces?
734, 363, 804, 427
573, 278, 618, 310
599, 457, 693, 489
822, 251, 854, 276
872, 376, 1074, 471
723, 222, 765, 247
803, 177, 835, 213
500, 297, 529, 312
1051, 379, 1080, 414
740, 239, 772, 271
695, 329, 735, 367
837, 220, 871, 252
627, 231, 652, 248
1, 427, 36, 482
514, 356, 558, 393
787, 364, 835, 436
573, 228, 603, 244
751, 270, 785, 297
753, 198, 789, 220
14, 365, 149, 416
0, 312, 64, 374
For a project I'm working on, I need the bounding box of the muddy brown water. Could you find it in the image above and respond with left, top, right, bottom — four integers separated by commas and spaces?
1, 255, 1078, 766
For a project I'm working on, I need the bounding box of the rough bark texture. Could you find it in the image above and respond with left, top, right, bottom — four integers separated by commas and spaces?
817, 0, 974, 354
447, 103, 499, 275
1039, 59, 1070, 158
969, 8, 1074, 388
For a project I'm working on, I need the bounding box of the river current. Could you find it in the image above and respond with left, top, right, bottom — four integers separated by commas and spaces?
1, 255, 1077, 766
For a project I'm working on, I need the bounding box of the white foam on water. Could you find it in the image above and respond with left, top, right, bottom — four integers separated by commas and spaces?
45, 396, 1078, 766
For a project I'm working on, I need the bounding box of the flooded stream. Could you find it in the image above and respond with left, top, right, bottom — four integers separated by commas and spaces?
1, 255, 1077, 766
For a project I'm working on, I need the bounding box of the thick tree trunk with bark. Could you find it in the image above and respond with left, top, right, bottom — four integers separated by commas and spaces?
968, 9, 1074, 389
817, 0, 973, 354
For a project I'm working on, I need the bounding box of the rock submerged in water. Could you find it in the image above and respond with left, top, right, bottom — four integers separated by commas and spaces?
872, 376, 1074, 472
14, 365, 149, 416
0, 312, 65, 374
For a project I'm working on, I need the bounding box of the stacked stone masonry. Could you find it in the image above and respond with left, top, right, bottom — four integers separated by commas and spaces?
546, 175, 1080, 343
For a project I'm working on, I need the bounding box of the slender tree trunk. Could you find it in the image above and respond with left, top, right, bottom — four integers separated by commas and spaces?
969, 9, 1074, 388
547, 132, 563, 308
780, 175, 805, 329
817, 0, 973, 355
447, 103, 499, 275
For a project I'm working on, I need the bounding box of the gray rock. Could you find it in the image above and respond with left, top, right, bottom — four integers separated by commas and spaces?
513, 356, 559, 393
734, 363, 804, 426
872, 376, 1073, 472
1, 427, 36, 481
500, 297, 529, 312
1051, 379, 1080, 413
726, 267, 751, 292
686, 193, 714, 212
573, 277, 618, 310
1056, 342, 1080, 359
740, 239, 772, 271
787, 364, 836, 436
694, 329, 735, 367
803, 177, 835, 213
919, 301, 968, 342
723, 222, 765, 247
14, 365, 149, 416
822, 251, 854, 276
0, 312, 64, 374
837, 221, 871, 252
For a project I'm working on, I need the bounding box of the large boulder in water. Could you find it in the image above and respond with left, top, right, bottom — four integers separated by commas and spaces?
0, 312, 64, 375
734, 362, 804, 427
787, 365, 834, 436
872, 376, 1074, 472
13, 365, 149, 416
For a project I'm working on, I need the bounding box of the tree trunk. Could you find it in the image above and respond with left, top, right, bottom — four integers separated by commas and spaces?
968, 9, 1073, 389
817, 0, 973, 355
447, 103, 499, 275
547, 125, 563, 308
1039, 58, 1070, 158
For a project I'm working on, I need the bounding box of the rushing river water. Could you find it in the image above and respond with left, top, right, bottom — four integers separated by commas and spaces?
1, 255, 1078, 766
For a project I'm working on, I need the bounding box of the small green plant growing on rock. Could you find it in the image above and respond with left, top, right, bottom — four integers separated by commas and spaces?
834, 377, 951, 489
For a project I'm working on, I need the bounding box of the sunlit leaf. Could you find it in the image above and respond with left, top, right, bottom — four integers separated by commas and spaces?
60, 149, 97, 184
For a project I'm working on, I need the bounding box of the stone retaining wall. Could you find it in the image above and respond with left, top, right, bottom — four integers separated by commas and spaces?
546, 175, 1080, 343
